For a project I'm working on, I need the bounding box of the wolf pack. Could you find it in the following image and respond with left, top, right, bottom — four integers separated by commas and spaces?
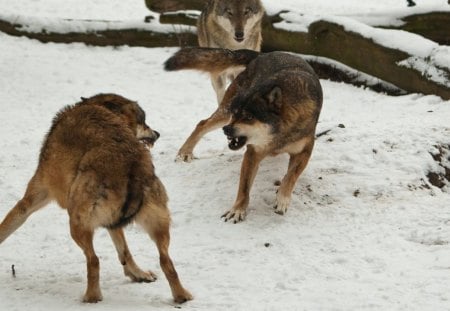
0, 0, 324, 305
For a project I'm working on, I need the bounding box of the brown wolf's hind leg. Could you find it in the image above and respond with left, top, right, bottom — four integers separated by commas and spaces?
108, 227, 157, 282
69, 218, 102, 303
136, 202, 193, 303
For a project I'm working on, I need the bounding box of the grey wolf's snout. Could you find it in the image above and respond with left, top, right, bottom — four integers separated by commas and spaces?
223, 125, 234, 137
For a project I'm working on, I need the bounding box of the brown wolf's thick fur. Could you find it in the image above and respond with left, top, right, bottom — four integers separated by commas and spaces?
0, 94, 192, 303
165, 48, 323, 222
197, 0, 265, 103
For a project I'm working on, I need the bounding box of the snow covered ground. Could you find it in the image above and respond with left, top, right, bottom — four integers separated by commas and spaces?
0, 1, 449, 310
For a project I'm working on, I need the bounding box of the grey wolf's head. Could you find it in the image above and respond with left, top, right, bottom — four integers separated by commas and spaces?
223, 85, 281, 150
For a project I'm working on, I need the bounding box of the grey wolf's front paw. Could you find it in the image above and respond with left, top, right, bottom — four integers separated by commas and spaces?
175, 151, 194, 163
274, 193, 291, 215
221, 208, 246, 223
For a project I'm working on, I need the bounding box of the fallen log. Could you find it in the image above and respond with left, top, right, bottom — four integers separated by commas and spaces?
386, 12, 450, 45
0, 15, 196, 47
0, 9, 448, 99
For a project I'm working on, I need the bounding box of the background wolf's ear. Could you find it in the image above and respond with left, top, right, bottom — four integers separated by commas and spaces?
266, 86, 282, 109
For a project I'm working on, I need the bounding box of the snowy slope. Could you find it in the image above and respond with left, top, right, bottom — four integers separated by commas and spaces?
0, 1, 450, 311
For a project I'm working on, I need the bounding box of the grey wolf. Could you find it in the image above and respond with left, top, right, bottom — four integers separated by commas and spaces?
0, 94, 193, 303
197, 0, 265, 104
165, 48, 323, 222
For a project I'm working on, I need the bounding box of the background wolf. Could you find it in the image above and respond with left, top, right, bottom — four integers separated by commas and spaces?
197, 0, 265, 103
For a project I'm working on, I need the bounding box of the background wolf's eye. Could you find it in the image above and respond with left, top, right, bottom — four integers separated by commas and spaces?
226, 9, 233, 16
244, 7, 253, 15
244, 115, 253, 121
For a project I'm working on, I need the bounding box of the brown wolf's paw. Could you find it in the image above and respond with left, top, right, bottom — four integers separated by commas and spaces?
221, 208, 246, 223
173, 289, 193, 304
126, 269, 157, 283
175, 151, 195, 163
82, 291, 103, 303
274, 194, 291, 215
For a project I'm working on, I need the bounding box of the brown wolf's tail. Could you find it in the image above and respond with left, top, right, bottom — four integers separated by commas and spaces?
164, 47, 260, 74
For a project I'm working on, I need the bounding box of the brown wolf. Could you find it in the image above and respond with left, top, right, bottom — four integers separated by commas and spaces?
0, 94, 193, 303
197, 0, 265, 104
165, 48, 323, 222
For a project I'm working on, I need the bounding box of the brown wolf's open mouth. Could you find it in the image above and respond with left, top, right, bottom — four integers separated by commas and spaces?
139, 130, 160, 148
227, 135, 247, 150
140, 136, 157, 147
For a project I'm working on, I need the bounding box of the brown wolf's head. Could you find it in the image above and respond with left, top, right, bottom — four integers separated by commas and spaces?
81, 94, 160, 148
214, 0, 264, 43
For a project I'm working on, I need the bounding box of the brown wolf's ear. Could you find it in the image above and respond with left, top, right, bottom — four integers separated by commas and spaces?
104, 101, 123, 114
266, 86, 282, 109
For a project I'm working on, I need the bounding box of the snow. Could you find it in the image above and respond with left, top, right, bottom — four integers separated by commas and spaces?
0, 1, 450, 310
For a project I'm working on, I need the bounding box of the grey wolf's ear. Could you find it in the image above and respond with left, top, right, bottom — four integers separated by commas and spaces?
266, 86, 282, 109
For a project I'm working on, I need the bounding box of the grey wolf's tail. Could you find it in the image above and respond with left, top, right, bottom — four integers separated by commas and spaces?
164, 47, 260, 74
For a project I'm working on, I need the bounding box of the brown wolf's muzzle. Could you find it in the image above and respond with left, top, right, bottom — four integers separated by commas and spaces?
140, 130, 160, 147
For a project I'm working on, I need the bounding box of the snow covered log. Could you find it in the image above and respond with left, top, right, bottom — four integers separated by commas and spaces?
261, 15, 450, 99
159, 11, 450, 99
0, 15, 197, 48
0, 9, 448, 99
387, 12, 450, 45
145, 0, 205, 13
